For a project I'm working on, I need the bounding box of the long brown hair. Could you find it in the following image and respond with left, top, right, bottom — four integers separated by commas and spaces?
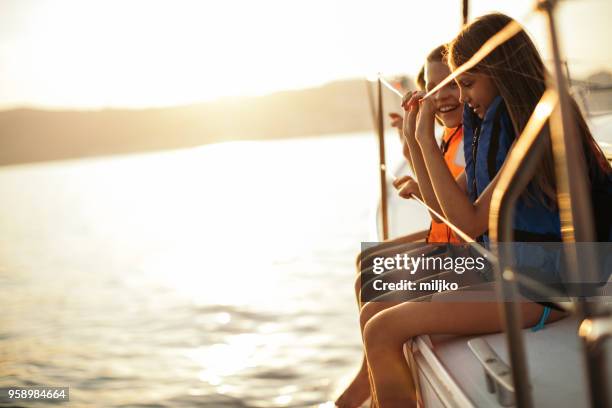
447, 13, 610, 207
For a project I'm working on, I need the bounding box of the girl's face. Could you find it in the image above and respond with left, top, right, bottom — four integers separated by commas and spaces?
425, 61, 462, 128
454, 72, 499, 119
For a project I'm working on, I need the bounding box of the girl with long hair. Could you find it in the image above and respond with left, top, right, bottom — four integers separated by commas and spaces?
362, 13, 611, 407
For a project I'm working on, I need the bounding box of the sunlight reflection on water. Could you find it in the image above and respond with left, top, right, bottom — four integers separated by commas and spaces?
0, 132, 424, 407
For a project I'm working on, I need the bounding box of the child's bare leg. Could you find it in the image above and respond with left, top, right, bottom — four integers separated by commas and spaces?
356, 270, 455, 408
336, 241, 430, 407
335, 277, 402, 407
363, 297, 567, 408
335, 359, 370, 407
334, 272, 381, 407
338, 255, 451, 407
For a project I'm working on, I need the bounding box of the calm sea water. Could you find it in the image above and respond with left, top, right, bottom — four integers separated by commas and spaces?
0, 133, 421, 407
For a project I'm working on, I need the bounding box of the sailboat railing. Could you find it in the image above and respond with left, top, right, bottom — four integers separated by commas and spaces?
538, 1, 609, 406
488, 88, 560, 408
376, 77, 389, 241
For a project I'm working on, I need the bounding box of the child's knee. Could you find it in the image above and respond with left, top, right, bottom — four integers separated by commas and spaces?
355, 252, 362, 270
363, 314, 392, 349
354, 274, 362, 298
360, 302, 385, 329
359, 305, 373, 329
364, 308, 415, 350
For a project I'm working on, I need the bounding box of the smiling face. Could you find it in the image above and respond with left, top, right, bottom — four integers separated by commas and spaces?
454, 72, 499, 119
425, 61, 462, 128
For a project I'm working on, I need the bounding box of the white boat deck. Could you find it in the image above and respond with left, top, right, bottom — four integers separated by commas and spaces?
421, 316, 612, 407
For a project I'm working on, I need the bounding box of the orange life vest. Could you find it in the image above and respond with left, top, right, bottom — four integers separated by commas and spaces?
427, 126, 465, 243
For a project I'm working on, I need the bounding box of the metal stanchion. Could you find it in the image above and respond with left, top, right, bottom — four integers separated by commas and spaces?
489, 89, 559, 408
537, 1, 609, 406
376, 76, 389, 240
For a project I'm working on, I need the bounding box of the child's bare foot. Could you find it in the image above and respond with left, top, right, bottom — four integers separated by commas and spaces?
335, 364, 371, 408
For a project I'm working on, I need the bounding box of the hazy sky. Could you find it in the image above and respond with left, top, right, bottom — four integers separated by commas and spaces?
1, 0, 610, 109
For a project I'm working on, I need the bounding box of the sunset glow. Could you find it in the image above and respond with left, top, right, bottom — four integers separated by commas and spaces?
0, 0, 610, 109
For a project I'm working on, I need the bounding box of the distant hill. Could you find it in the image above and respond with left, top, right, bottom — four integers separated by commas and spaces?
0, 79, 405, 166
3, 71, 608, 167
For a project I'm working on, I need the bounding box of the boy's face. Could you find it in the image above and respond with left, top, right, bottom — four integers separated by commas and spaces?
425, 61, 462, 128
454, 72, 499, 119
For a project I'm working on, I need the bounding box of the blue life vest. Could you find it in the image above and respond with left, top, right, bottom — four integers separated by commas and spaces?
464, 96, 612, 309
463, 96, 562, 242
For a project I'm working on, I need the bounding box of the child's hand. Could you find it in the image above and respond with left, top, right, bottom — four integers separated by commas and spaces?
418, 95, 436, 117
401, 91, 421, 141
389, 112, 403, 129
401, 91, 424, 112
415, 93, 438, 147
393, 175, 421, 199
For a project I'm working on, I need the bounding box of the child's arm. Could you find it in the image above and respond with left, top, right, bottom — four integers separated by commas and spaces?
392, 175, 422, 200
456, 171, 468, 194
401, 92, 445, 223
415, 98, 497, 238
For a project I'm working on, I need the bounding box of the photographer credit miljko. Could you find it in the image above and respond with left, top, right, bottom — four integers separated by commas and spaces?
369, 252, 487, 292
